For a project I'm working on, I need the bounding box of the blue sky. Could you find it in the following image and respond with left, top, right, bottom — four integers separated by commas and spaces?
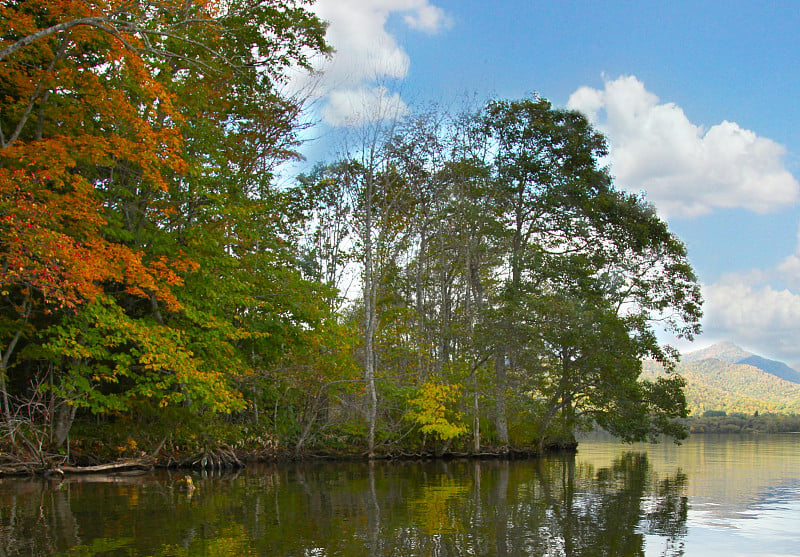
290, 0, 800, 367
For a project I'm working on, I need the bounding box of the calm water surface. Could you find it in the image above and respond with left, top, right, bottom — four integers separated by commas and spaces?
0, 434, 798, 556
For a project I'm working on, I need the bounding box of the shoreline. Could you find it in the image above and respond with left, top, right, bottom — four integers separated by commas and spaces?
0, 442, 581, 478
5, 424, 799, 478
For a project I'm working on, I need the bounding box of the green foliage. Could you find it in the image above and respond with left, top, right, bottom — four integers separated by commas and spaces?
1, 5, 700, 460
0, 0, 332, 452
38, 296, 243, 414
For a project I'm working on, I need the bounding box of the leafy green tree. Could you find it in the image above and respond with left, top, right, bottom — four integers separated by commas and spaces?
292, 97, 701, 454
480, 96, 616, 446
380, 108, 504, 451
480, 97, 700, 447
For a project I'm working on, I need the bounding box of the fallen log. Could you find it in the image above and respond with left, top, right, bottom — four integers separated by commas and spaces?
0, 463, 37, 477
57, 459, 153, 475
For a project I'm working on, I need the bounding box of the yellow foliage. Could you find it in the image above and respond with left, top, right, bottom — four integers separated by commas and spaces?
406, 382, 468, 441
409, 477, 469, 535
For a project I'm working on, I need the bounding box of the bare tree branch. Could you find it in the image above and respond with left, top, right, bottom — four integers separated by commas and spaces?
0, 17, 115, 61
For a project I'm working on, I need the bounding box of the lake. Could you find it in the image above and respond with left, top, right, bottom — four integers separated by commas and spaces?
1, 434, 798, 556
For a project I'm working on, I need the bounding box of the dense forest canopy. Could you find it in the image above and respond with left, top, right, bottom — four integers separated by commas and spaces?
1, 0, 701, 463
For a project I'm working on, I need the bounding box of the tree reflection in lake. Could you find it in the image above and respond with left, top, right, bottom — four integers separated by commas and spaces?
0, 453, 687, 556
387, 453, 687, 557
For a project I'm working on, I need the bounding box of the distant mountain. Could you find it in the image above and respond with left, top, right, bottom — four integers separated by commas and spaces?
682, 342, 751, 364
682, 342, 800, 384
642, 357, 800, 416
643, 342, 800, 415
737, 355, 800, 384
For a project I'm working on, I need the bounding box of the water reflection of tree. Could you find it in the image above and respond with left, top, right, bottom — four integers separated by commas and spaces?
0, 455, 688, 556
528, 452, 687, 557
381, 453, 688, 556
643, 470, 689, 557
354, 453, 689, 556
0, 479, 82, 556
0, 473, 263, 557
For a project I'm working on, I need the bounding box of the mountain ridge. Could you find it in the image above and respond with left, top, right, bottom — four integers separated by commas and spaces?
682, 342, 800, 384
642, 342, 800, 415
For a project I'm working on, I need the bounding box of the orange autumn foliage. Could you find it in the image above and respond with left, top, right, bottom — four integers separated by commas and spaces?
0, 1, 198, 314
0, 0, 237, 413
0, 0, 330, 426
0, 169, 191, 313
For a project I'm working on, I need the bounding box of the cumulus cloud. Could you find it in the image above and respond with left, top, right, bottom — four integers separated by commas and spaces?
704, 280, 800, 336
403, 3, 449, 32
293, 0, 450, 127
775, 226, 800, 287
700, 277, 800, 366
697, 226, 800, 366
321, 86, 409, 127
567, 76, 800, 218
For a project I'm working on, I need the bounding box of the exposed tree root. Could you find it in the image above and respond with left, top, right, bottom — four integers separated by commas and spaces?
181, 445, 244, 470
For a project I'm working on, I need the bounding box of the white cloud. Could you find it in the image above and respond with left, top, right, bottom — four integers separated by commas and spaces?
321, 86, 409, 127
403, 3, 450, 33
777, 255, 800, 283
698, 225, 800, 366
776, 226, 800, 287
700, 277, 800, 365
293, 0, 449, 127
704, 280, 800, 335
568, 76, 800, 218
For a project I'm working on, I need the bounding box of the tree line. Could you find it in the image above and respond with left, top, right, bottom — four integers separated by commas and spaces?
688, 413, 800, 434
0, 0, 702, 464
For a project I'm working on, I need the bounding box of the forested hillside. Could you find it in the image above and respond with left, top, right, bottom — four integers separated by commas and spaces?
682, 342, 800, 384
643, 356, 800, 415
1, 0, 702, 468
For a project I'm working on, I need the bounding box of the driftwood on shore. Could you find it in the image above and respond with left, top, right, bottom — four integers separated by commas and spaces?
0, 457, 154, 478
178, 445, 244, 470
59, 459, 154, 475
0, 437, 251, 477
0, 438, 580, 478
0, 435, 168, 477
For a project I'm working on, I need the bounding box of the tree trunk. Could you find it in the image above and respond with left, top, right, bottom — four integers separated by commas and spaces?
0, 373, 10, 429
415, 227, 428, 378
467, 247, 486, 453
53, 399, 77, 449
473, 387, 481, 453
364, 172, 378, 458
1, 330, 23, 426
494, 354, 509, 447
438, 231, 451, 373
